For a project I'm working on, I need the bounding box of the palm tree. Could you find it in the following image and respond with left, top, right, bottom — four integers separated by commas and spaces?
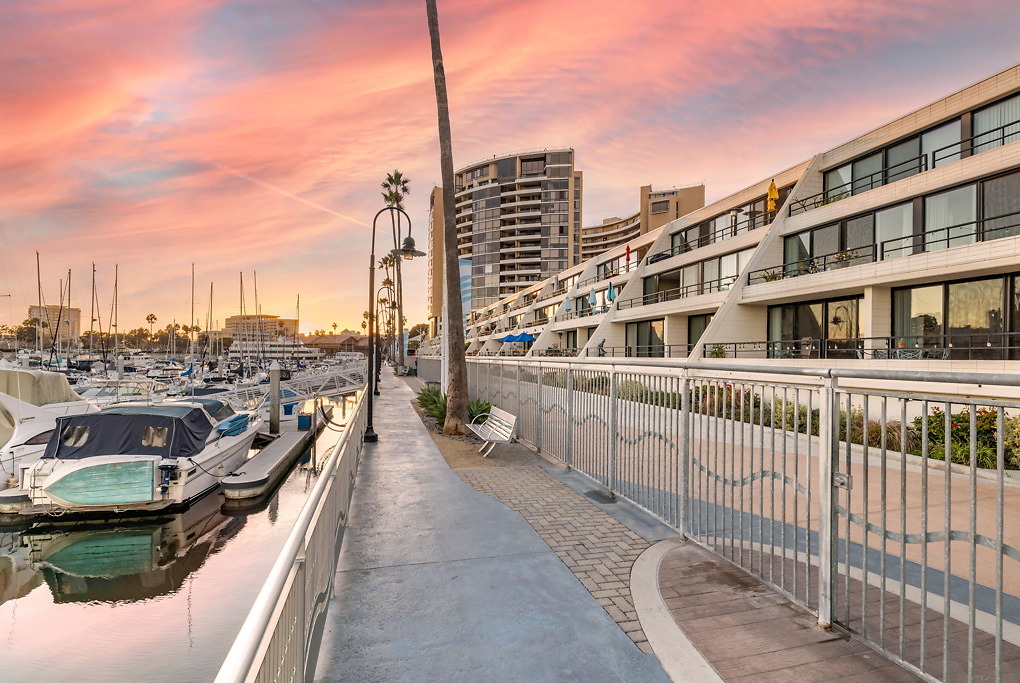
146, 313, 157, 349
382, 170, 410, 367
425, 0, 468, 435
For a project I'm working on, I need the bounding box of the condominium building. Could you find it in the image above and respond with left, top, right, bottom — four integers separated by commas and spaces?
430, 148, 582, 313
223, 314, 298, 340
29, 305, 81, 344
428, 64, 1020, 372
579, 184, 706, 261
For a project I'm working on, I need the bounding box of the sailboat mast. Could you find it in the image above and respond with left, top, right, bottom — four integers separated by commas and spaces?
35, 251, 42, 354
113, 265, 119, 356
89, 263, 95, 359
190, 263, 195, 359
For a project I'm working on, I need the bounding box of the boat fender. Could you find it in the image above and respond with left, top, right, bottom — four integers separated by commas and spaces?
157, 459, 179, 495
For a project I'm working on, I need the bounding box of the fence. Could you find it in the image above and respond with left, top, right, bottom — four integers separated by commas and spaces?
215, 391, 368, 683
421, 356, 1020, 682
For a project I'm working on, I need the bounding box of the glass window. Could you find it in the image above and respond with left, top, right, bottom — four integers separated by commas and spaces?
973, 94, 1020, 153
923, 119, 962, 168
626, 319, 665, 357
982, 170, 1020, 240
812, 224, 840, 256
852, 153, 883, 194
737, 247, 754, 273
703, 258, 720, 289
62, 425, 89, 447
893, 285, 943, 346
142, 426, 169, 448
948, 278, 1005, 357
875, 203, 914, 260
784, 233, 810, 273
688, 314, 713, 346
844, 215, 874, 259
682, 264, 700, 294
824, 164, 852, 200
25, 430, 54, 446
826, 299, 860, 341
650, 200, 670, 214
719, 252, 738, 287
925, 185, 976, 250
886, 137, 922, 182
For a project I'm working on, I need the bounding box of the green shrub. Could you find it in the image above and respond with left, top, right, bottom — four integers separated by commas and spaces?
468, 399, 491, 423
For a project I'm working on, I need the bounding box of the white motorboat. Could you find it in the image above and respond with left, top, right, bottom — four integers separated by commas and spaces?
16, 397, 262, 516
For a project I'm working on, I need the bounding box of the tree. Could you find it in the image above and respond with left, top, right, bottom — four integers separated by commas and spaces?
408, 322, 429, 338
332, 322, 338, 333
146, 313, 157, 338
426, 0, 468, 435
381, 169, 410, 367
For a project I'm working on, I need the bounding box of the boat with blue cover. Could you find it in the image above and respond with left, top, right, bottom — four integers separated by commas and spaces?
12, 398, 262, 518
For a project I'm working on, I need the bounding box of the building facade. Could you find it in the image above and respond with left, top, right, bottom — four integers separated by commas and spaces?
29, 305, 81, 344
429, 148, 583, 313
579, 184, 706, 261
223, 314, 298, 340
421, 64, 1020, 373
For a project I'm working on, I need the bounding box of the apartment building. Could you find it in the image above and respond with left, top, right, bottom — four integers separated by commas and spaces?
427, 149, 583, 313
223, 314, 298, 340
428, 64, 1020, 372
579, 184, 706, 261
28, 305, 81, 344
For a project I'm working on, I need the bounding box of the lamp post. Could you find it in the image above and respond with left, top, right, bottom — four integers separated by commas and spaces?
375, 284, 396, 394
364, 207, 425, 443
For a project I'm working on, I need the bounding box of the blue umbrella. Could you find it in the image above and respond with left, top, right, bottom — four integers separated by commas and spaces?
497, 334, 516, 343
606, 282, 616, 302
517, 332, 537, 342
588, 289, 597, 307
564, 297, 571, 312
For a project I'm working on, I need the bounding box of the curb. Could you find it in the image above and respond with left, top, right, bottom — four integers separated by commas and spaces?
631, 538, 724, 682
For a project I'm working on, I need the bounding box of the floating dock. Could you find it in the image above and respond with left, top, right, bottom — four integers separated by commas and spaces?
221, 404, 333, 500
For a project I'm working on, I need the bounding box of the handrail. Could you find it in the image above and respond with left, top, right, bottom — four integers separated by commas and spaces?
790, 154, 928, 216
932, 117, 1020, 165
215, 389, 368, 682
645, 211, 776, 265
748, 210, 1020, 283
616, 276, 736, 310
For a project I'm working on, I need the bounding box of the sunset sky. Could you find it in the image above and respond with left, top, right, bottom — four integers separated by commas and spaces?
1, 0, 1018, 336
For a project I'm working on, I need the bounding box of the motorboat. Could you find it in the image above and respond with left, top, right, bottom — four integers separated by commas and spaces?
15, 397, 263, 516
0, 369, 96, 482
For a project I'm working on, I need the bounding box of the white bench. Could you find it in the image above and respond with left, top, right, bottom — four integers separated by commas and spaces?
466, 406, 518, 457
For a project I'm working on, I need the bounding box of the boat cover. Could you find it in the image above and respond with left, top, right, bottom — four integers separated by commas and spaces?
44, 407, 213, 461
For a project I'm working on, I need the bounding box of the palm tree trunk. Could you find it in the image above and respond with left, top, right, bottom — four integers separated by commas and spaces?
425, 0, 468, 435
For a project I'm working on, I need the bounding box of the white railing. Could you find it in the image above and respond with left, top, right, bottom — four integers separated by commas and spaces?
421, 355, 1020, 682
215, 390, 368, 682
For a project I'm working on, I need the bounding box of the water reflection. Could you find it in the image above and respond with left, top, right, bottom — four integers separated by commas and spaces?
20, 493, 242, 604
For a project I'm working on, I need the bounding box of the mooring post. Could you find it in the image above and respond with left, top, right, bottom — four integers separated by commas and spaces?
269, 361, 282, 435
117, 355, 125, 380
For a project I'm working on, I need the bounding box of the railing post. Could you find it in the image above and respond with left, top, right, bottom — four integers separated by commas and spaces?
536, 364, 543, 452
608, 368, 618, 497
678, 375, 690, 537
516, 362, 522, 419
565, 365, 574, 471
817, 374, 838, 628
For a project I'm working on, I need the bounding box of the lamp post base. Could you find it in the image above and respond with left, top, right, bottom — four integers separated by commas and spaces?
363, 426, 378, 443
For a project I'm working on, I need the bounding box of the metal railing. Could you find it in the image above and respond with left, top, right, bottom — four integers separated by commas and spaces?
790, 116, 1020, 216
646, 212, 776, 264
749, 210, 1020, 284
703, 334, 1020, 361
587, 344, 693, 358
417, 356, 1020, 681
215, 390, 368, 683
616, 276, 735, 310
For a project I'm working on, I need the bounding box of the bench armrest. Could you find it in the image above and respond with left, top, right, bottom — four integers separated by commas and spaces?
469, 412, 492, 425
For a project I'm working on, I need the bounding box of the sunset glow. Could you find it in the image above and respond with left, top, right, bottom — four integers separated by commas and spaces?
1, 0, 1018, 333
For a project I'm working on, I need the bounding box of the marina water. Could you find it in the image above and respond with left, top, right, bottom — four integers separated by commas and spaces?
0, 399, 352, 682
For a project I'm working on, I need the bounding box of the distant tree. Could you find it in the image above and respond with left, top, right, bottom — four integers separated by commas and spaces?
408, 322, 429, 338
146, 313, 157, 339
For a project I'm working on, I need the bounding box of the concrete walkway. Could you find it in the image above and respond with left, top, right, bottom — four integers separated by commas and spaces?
313, 374, 668, 681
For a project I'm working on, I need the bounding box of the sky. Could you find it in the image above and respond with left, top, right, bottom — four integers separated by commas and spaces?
1, 0, 1019, 336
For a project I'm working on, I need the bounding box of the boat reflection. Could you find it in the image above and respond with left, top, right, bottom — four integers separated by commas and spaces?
18, 492, 244, 603
0, 526, 41, 607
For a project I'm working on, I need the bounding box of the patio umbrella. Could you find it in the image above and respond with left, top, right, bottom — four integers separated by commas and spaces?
516, 332, 537, 342
564, 296, 571, 312
497, 334, 516, 343
588, 289, 598, 308
767, 179, 780, 212
606, 282, 617, 302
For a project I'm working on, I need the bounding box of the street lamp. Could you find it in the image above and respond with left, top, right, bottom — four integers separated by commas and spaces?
375, 284, 396, 395
364, 206, 425, 443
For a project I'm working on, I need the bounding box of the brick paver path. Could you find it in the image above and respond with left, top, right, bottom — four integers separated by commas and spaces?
457, 465, 655, 653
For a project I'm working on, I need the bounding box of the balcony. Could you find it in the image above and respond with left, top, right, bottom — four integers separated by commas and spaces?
616, 276, 735, 310
575, 260, 639, 289
703, 333, 1020, 360
789, 117, 1020, 216
646, 211, 775, 265
748, 210, 1020, 285
554, 304, 611, 322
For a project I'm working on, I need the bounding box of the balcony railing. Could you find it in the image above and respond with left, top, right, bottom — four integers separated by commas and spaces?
533, 347, 579, 357
748, 210, 1020, 284
586, 344, 692, 359
645, 211, 776, 265
703, 333, 1020, 360
554, 304, 611, 321
790, 117, 1020, 216
575, 260, 639, 289
616, 276, 736, 310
